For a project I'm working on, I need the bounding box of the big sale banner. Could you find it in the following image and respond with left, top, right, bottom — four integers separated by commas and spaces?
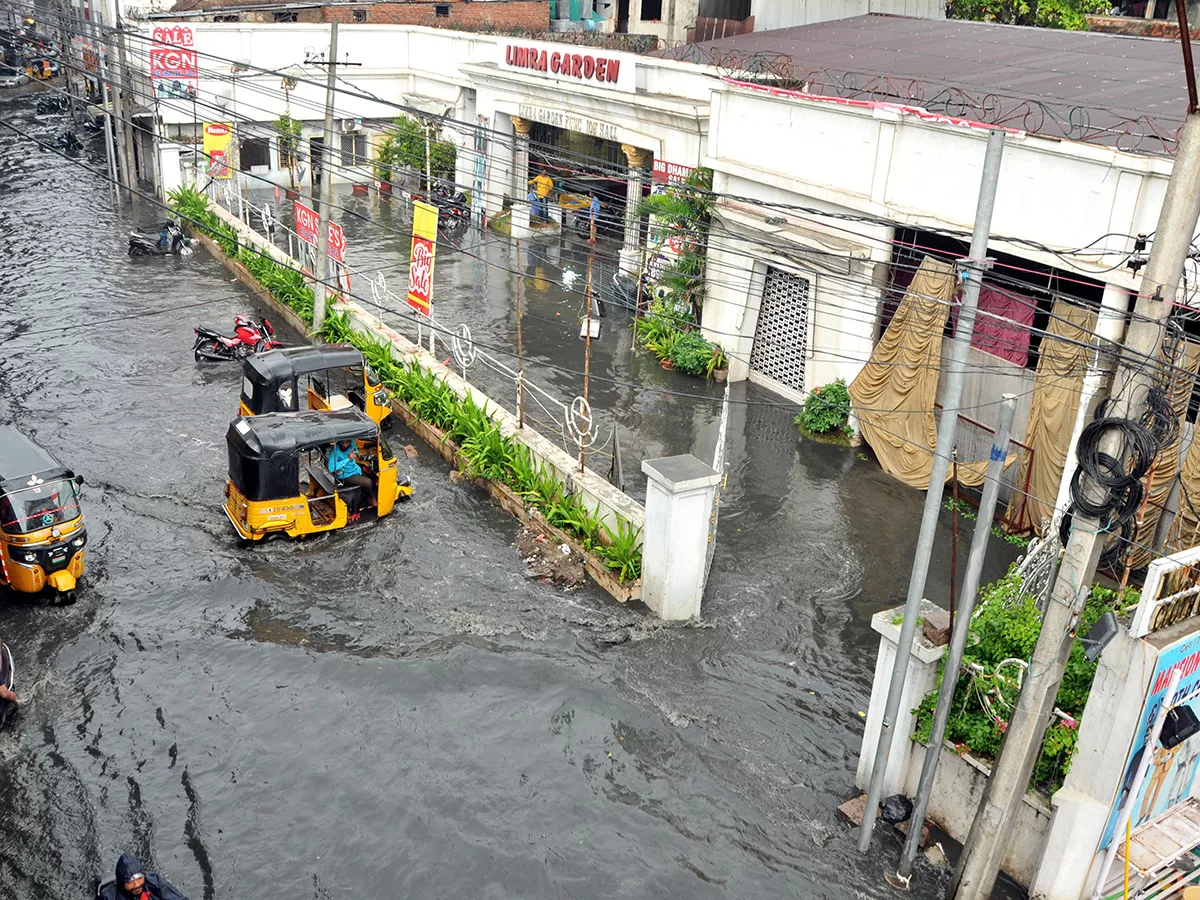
407, 201, 438, 317
150, 26, 198, 101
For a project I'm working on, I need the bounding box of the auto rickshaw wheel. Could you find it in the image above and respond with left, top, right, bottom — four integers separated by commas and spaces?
58, 590, 77, 605
129, 245, 145, 256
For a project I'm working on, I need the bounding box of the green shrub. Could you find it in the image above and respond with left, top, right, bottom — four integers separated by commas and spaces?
912, 568, 1140, 793
796, 379, 852, 435
669, 331, 712, 376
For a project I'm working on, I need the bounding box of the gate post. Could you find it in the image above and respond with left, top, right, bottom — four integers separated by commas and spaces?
641, 455, 722, 621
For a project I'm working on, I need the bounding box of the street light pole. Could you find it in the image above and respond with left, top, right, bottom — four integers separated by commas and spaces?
312, 17, 339, 337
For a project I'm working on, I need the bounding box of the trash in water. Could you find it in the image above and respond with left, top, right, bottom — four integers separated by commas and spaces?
403, 444, 419, 459
880, 794, 913, 824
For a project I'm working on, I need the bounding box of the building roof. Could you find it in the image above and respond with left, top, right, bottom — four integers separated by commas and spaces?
228, 408, 379, 459
0, 426, 70, 486
665, 15, 1191, 154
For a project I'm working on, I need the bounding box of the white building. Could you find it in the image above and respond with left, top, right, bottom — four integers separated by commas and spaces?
125, 15, 1193, 428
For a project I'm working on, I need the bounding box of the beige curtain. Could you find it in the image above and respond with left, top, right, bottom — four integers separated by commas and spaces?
1168, 422, 1200, 554
1132, 341, 1200, 566
1006, 301, 1098, 534
850, 256, 957, 489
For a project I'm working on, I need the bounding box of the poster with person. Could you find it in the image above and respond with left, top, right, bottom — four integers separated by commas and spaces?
1099, 629, 1200, 849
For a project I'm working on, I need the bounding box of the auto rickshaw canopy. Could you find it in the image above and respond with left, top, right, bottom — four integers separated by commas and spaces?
241, 345, 365, 414
226, 407, 379, 502
0, 425, 76, 493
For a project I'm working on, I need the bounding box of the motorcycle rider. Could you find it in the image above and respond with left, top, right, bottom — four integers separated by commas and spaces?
98, 852, 188, 900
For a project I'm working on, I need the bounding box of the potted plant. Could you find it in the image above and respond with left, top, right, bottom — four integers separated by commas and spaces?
373, 137, 395, 194
708, 345, 728, 382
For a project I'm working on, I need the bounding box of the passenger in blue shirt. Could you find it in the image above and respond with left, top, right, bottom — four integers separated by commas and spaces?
328, 439, 374, 509
588, 191, 600, 244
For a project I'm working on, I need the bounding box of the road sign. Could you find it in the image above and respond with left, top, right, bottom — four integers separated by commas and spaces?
407, 200, 438, 317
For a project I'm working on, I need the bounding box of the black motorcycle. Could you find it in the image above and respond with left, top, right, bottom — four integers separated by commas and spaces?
129, 221, 188, 256
431, 181, 469, 230
35, 96, 68, 115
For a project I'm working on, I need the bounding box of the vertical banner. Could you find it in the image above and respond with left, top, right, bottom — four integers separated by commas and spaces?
202, 123, 233, 179
150, 25, 198, 100
407, 200, 438, 317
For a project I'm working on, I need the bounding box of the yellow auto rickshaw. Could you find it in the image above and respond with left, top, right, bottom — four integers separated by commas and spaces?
239, 345, 392, 428
0, 426, 86, 602
223, 407, 411, 542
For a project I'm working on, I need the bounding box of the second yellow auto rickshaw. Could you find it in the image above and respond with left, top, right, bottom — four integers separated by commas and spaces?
223, 407, 411, 542
238, 345, 392, 427
0, 426, 86, 602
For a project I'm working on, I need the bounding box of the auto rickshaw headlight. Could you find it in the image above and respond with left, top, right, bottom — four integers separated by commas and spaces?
22, 552, 35, 562
374, 390, 387, 406
72, 538, 84, 547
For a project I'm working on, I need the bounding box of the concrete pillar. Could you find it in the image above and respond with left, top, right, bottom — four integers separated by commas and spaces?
482, 112, 513, 219
640, 455, 722, 621
855, 602, 947, 798
511, 115, 533, 239
620, 144, 652, 274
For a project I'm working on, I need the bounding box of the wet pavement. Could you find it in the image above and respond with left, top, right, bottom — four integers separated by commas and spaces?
0, 86, 1023, 899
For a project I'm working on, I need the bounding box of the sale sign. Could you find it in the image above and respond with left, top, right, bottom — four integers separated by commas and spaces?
407, 200, 438, 317
293, 200, 346, 262
202, 123, 232, 179
150, 26, 197, 101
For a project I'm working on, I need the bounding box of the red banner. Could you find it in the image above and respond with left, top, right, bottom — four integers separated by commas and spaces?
652, 159, 694, 184
406, 201, 438, 317
294, 200, 345, 263
150, 26, 197, 101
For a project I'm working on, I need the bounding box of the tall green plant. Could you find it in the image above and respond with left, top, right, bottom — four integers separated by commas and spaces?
275, 113, 303, 190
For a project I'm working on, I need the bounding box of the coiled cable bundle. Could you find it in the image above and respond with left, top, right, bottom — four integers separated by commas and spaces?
1059, 416, 1158, 570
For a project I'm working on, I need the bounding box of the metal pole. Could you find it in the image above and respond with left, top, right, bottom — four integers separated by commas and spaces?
951, 450, 959, 634
896, 394, 1018, 881
953, 110, 1200, 900
1091, 667, 1182, 900
516, 236, 525, 429
312, 17, 338, 336
858, 127, 1006, 853
89, 7, 118, 200
114, 14, 138, 189
425, 121, 433, 196
579, 247, 595, 474
97, 8, 130, 197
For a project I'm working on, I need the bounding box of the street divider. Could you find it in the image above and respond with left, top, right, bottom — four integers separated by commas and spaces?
172, 185, 644, 603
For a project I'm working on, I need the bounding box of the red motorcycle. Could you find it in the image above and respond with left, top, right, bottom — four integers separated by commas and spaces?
193, 315, 282, 362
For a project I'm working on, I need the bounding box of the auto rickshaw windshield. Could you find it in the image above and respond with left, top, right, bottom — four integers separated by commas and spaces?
0, 480, 81, 534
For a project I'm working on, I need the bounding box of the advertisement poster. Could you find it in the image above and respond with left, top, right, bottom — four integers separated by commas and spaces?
202, 123, 232, 179
407, 200, 438, 317
150, 26, 197, 101
293, 200, 346, 263
1099, 629, 1200, 848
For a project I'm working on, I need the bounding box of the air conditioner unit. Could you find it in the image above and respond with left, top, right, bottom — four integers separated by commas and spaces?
339, 118, 361, 134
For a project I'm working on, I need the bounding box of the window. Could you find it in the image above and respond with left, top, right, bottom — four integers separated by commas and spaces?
352, 9, 367, 21
340, 132, 368, 166
240, 137, 270, 171
435, 4, 450, 16
213, 13, 240, 21
272, 10, 298, 22
640, 0, 662, 19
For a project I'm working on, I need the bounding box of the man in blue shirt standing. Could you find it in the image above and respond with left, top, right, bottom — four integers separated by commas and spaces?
328, 439, 374, 512
588, 190, 600, 244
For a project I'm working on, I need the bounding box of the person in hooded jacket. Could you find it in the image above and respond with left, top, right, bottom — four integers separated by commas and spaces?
98, 852, 189, 900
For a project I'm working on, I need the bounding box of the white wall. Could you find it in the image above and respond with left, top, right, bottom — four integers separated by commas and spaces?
751, 0, 944, 31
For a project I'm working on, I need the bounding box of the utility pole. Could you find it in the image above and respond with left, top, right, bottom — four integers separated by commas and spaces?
88, 4, 119, 201
96, 8, 131, 197
515, 236, 525, 429
312, 17, 339, 337
896, 394, 1017, 884
857, 127, 1006, 852
114, 13, 138, 190
951, 16, 1200, 893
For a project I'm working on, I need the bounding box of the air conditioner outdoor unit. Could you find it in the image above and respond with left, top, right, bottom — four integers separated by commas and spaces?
339, 118, 361, 133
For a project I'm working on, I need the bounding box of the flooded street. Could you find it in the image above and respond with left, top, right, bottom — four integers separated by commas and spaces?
0, 86, 1020, 899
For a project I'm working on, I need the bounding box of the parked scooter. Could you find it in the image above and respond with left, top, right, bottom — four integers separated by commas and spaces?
35, 95, 68, 115
129, 220, 190, 256
431, 180, 469, 230
193, 315, 282, 362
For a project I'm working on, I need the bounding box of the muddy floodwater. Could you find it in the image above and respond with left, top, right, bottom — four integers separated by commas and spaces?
0, 86, 1021, 899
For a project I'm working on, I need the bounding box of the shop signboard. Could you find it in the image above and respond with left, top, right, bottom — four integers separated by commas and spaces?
202, 123, 232, 179
652, 159, 694, 184
407, 200, 438, 317
293, 200, 347, 263
501, 41, 636, 94
150, 25, 198, 101
1099, 628, 1200, 849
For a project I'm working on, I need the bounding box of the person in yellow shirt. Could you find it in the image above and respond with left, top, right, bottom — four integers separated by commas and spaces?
529, 170, 554, 219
